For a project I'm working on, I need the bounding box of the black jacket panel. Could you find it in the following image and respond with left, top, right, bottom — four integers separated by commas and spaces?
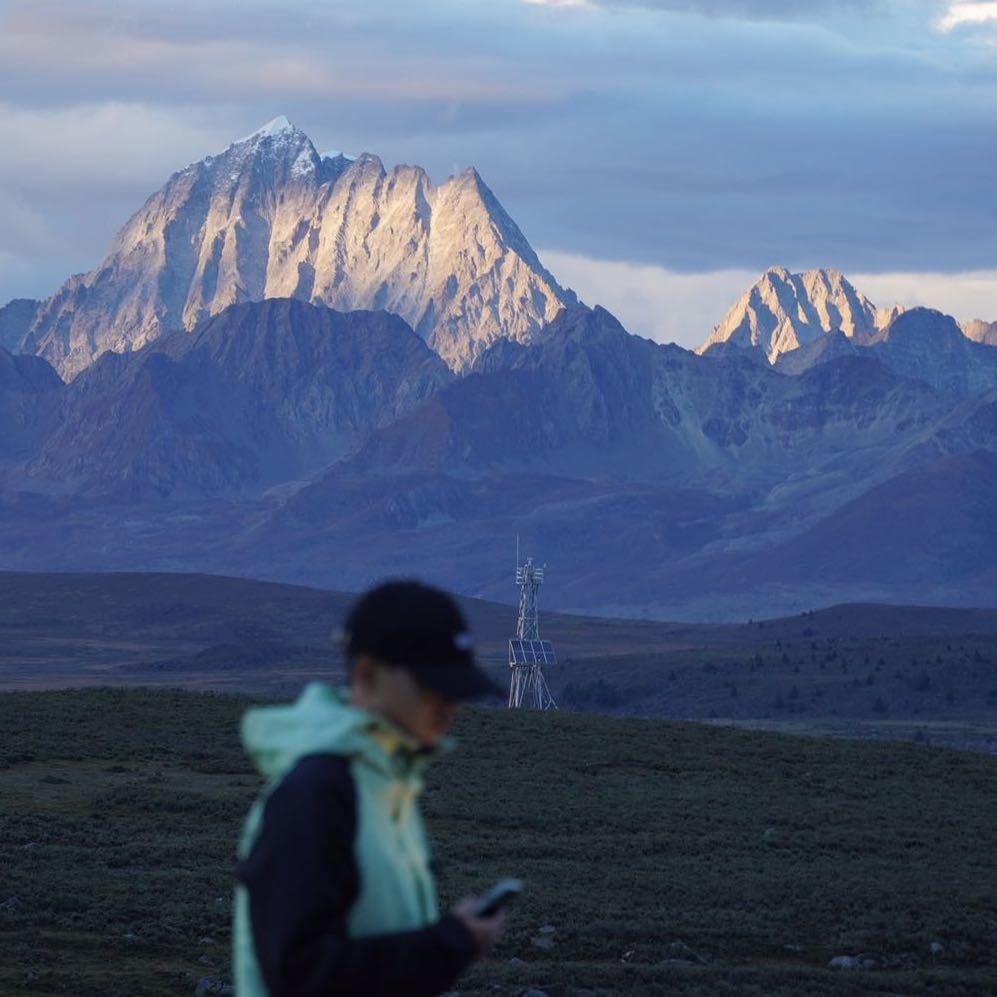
239, 752, 476, 997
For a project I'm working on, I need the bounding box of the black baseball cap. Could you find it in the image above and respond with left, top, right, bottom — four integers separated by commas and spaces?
340, 580, 501, 701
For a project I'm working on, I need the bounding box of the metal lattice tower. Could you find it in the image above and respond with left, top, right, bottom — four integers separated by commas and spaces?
508, 555, 557, 710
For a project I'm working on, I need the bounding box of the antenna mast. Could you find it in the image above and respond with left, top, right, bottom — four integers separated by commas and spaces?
508, 554, 557, 710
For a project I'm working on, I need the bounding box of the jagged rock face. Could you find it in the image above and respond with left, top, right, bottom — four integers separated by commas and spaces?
18, 117, 573, 379
26, 299, 451, 497
697, 267, 897, 364
963, 318, 997, 346
0, 299, 41, 352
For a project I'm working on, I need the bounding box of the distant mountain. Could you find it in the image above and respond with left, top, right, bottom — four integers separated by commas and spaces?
963, 319, 997, 346
778, 308, 997, 397
0, 348, 62, 463
704, 270, 997, 400
14, 117, 573, 379
231, 305, 967, 610
773, 329, 859, 375
899, 388, 997, 469
346, 306, 712, 481
2, 296, 997, 617
871, 308, 997, 396
0, 299, 40, 352
463, 306, 950, 485
26, 299, 450, 498
697, 267, 897, 363
729, 449, 997, 589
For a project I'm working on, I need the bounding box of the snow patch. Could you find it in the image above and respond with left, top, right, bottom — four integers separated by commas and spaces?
291, 147, 316, 178
234, 115, 298, 145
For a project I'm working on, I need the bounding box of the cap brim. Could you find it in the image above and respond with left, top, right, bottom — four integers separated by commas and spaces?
416, 662, 503, 701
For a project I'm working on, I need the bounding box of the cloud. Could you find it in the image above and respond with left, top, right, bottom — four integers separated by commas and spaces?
540, 250, 758, 347
0, 1, 564, 107
850, 268, 997, 324
541, 251, 997, 348
0, 101, 222, 191
523, 0, 879, 20
936, 2, 997, 32
0, 101, 233, 302
0, 0, 996, 310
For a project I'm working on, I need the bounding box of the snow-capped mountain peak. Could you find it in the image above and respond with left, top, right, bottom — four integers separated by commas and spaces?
236, 114, 299, 144
16, 120, 574, 378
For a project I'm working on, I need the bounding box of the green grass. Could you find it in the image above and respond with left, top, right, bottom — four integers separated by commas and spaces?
2, 689, 997, 995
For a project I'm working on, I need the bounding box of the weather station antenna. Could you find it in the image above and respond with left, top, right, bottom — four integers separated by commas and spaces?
508, 541, 558, 710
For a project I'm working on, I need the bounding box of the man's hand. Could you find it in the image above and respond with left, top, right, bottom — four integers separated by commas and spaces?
451, 897, 506, 957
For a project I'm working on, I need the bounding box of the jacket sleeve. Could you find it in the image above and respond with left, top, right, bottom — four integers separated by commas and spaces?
238, 753, 477, 997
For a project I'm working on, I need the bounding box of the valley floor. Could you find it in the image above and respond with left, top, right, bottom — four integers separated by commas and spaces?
2, 689, 996, 995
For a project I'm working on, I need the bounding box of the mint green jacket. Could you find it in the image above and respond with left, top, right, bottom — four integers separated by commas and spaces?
232, 683, 451, 995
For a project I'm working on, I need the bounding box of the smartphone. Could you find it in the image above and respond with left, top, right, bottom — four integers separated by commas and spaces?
474, 877, 523, 918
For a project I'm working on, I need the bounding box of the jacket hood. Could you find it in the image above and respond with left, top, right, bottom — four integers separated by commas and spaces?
241, 681, 441, 783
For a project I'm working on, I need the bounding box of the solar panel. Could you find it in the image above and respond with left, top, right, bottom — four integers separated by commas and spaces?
509, 639, 556, 665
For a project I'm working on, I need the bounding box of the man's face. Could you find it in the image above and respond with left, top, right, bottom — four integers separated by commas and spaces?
351, 656, 459, 748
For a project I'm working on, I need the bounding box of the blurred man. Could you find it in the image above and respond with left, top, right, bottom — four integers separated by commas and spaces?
233, 580, 504, 996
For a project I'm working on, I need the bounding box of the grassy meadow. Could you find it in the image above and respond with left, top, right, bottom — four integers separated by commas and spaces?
3, 571, 997, 755
2, 688, 997, 995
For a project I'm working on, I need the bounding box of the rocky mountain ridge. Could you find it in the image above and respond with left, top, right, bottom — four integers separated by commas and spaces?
699, 267, 997, 392
697, 267, 899, 363
2, 295, 995, 618
13, 117, 574, 379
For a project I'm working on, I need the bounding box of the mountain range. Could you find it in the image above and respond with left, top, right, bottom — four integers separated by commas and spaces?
0, 118, 995, 620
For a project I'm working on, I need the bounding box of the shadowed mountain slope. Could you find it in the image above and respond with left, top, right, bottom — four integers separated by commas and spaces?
25, 299, 450, 498
342, 306, 952, 486
775, 307, 997, 396
871, 308, 997, 395
724, 449, 997, 589
0, 279, 995, 618
0, 348, 63, 463
0, 298, 40, 352
215, 305, 984, 615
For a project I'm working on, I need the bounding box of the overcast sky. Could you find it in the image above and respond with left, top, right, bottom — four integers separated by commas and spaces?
1, 0, 995, 346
